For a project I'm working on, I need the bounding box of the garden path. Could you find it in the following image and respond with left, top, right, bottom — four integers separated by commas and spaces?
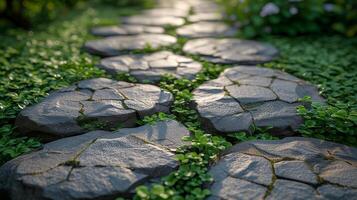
1, 0, 356, 199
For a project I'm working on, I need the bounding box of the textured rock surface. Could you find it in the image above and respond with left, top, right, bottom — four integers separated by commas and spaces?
191, 0, 220, 13
156, 0, 191, 12
188, 13, 223, 22
121, 15, 185, 27
208, 137, 357, 200
16, 78, 173, 140
84, 34, 177, 57
90, 25, 164, 37
192, 66, 324, 135
98, 51, 202, 82
177, 22, 237, 38
142, 8, 189, 18
183, 38, 278, 64
0, 120, 190, 200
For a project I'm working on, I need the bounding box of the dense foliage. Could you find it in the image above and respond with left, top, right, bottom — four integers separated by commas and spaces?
0, 0, 79, 28
218, 0, 357, 37
0, 0, 152, 28
297, 97, 357, 146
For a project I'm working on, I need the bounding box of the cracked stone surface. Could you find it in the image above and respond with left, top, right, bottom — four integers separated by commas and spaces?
15, 78, 173, 140
156, 0, 191, 12
141, 8, 189, 18
84, 34, 177, 57
155, 0, 219, 14
0, 120, 190, 200
183, 38, 279, 64
90, 25, 164, 37
188, 13, 224, 22
98, 51, 202, 82
192, 66, 324, 136
191, 0, 220, 14
121, 15, 185, 27
208, 137, 357, 200
177, 22, 237, 38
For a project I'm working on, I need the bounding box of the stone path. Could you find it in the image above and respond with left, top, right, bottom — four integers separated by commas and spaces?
122, 15, 185, 27
208, 137, 357, 200
177, 22, 237, 38
193, 66, 324, 136
84, 34, 176, 57
16, 78, 173, 140
183, 38, 278, 64
0, 120, 190, 200
91, 25, 164, 37
98, 51, 202, 82
187, 13, 224, 23
1, 0, 355, 200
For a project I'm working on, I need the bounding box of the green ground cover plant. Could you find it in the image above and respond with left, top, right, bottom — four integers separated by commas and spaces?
0, 0, 153, 28
297, 97, 357, 146
218, 0, 357, 37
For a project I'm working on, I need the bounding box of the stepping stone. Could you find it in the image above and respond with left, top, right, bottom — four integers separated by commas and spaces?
208, 137, 357, 200
0, 120, 190, 200
121, 15, 185, 27
90, 25, 164, 37
98, 51, 202, 82
183, 38, 279, 64
157, 0, 191, 12
188, 13, 224, 22
192, 66, 324, 136
191, 1, 220, 13
142, 8, 189, 18
177, 22, 237, 38
84, 34, 177, 57
15, 78, 173, 140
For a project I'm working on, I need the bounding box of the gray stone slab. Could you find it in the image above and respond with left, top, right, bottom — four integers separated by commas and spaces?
188, 13, 223, 22
226, 85, 277, 104
98, 51, 202, 82
318, 160, 357, 188
274, 160, 318, 184
317, 184, 357, 200
0, 120, 190, 200
142, 8, 189, 17
157, 0, 191, 12
249, 101, 303, 133
193, 66, 323, 135
191, 1, 220, 13
91, 25, 164, 37
84, 34, 177, 57
16, 78, 173, 140
183, 38, 278, 64
121, 15, 185, 27
208, 137, 357, 200
177, 22, 237, 38
210, 153, 273, 186
266, 179, 316, 200
208, 177, 267, 200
